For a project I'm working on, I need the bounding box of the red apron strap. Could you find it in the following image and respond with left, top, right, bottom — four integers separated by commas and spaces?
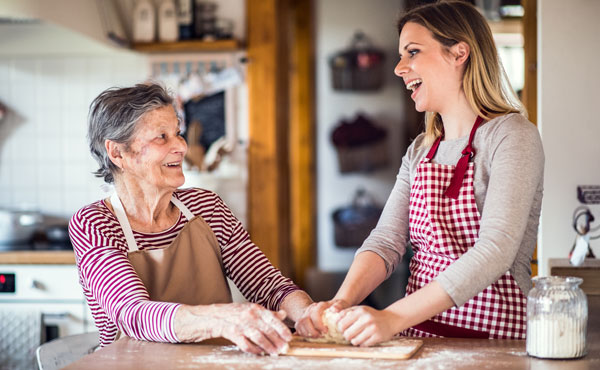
413, 319, 489, 339
443, 116, 484, 199
425, 135, 443, 160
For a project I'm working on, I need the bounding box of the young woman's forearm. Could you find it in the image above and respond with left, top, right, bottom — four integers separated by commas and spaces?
334, 251, 388, 305
386, 281, 454, 332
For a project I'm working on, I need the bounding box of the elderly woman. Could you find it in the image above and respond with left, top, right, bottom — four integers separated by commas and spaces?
69, 83, 313, 355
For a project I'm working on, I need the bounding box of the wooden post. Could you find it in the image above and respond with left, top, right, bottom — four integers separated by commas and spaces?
522, 0, 538, 276
288, 0, 315, 287
246, 0, 291, 274
522, 0, 537, 126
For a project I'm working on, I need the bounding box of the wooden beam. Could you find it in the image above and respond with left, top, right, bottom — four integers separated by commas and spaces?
523, 0, 537, 126
288, 0, 315, 287
522, 0, 538, 276
246, 0, 291, 274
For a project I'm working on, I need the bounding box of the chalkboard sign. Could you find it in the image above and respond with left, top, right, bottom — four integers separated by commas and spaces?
183, 91, 225, 151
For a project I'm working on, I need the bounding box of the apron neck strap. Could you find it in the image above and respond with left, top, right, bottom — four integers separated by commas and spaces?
443, 116, 484, 199
110, 192, 195, 253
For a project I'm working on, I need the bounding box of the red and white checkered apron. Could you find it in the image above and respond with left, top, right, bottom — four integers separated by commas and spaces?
403, 117, 527, 339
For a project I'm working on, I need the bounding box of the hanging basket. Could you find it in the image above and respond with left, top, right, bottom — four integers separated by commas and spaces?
335, 139, 388, 173
331, 113, 389, 173
329, 31, 385, 91
332, 189, 383, 247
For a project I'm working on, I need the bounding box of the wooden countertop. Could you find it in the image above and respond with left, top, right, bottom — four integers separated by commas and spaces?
0, 251, 75, 264
64, 336, 600, 370
549, 258, 600, 295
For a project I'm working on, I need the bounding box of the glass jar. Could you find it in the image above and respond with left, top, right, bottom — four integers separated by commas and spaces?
526, 276, 588, 359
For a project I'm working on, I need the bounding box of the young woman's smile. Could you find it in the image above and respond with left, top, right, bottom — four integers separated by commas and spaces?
394, 22, 463, 114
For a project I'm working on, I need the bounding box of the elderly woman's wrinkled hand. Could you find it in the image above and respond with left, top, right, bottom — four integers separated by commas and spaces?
294, 299, 349, 339
176, 303, 292, 355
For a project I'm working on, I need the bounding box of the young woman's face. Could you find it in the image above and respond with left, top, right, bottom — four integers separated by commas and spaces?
394, 22, 463, 113
119, 105, 187, 191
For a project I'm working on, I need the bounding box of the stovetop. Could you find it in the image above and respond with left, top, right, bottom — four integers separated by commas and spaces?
0, 241, 73, 252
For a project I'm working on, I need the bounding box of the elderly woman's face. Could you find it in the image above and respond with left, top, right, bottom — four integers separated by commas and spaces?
119, 105, 187, 191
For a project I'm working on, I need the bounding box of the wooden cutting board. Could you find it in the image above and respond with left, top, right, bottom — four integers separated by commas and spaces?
282, 336, 423, 360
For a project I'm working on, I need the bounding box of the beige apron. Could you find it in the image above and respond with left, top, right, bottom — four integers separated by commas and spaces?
110, 191, 232, 313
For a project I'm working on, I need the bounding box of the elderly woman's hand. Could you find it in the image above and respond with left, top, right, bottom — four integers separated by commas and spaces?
294, 299, 350, 339
175, 303, 292, 355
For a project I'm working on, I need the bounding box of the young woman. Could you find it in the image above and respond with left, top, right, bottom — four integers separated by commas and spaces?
296, 1, 544, 346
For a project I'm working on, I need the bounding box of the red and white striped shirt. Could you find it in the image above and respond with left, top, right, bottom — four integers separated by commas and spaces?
69, 187, 299, 347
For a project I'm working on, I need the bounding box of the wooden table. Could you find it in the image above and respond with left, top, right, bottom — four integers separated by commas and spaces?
64, 335, 600, 370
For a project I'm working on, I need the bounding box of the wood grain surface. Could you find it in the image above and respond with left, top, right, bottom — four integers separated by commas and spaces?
284, 336, 423, 360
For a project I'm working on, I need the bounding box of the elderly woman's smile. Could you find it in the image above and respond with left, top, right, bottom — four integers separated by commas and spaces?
120, 105, 187, 190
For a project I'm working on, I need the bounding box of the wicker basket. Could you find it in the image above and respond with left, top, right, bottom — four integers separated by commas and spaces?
332, 189, 382, 247
330, 31, 385, 91
335, 139, 388, 173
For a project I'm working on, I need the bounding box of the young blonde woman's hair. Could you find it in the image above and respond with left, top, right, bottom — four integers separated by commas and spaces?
397, 0, 525, 148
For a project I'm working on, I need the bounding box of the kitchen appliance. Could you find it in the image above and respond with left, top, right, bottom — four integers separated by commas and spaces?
0, 265, 93, 341
0, 264, 94, 369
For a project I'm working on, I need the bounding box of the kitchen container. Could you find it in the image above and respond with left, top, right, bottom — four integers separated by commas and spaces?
526, 276, 588, 359
332, 189, 382, 247
133, 0, 156, 43
0, 208, 43, 245
331, 113, 388, 173
158, 0, 179, 42
329, 31, 385, 91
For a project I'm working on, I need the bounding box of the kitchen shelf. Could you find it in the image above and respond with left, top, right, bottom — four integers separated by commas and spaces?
0, 251, 75, 264
132, 39, 241, 53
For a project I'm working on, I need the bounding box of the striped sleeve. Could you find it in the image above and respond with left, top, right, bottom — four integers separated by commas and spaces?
69, 207, 180, 344
180, 189, 300, 311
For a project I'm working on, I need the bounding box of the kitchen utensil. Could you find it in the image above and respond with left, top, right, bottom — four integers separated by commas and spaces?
283, 336, 422, 360
0, 208, 43, 245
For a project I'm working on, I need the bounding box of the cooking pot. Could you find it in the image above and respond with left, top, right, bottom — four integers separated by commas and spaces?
0, 208, 43, 245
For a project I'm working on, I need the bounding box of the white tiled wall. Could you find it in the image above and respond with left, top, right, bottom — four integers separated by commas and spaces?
0, 54, 147, 217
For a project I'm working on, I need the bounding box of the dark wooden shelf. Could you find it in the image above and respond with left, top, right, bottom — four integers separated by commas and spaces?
132, 39, 240, 53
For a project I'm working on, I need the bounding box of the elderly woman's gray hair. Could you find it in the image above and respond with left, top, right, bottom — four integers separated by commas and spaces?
87, 83, 176, 183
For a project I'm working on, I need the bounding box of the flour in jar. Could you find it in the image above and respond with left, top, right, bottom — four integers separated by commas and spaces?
526, 312, 587, 358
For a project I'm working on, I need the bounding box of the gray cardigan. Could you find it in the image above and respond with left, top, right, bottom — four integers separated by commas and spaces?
357, 113, 544, 306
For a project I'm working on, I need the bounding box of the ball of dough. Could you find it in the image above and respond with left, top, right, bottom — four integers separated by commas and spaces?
321, 307, 349, 344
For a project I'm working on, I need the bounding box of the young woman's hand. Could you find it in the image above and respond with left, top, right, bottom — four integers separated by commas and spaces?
294, 299, 350, 338
175, 303, 292, 355
337, 305, 402, 347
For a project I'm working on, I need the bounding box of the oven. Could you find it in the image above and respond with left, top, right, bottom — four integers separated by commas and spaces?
0, 264, 94, 369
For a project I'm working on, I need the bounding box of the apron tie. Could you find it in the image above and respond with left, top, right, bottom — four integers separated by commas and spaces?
427, 116, 484, 199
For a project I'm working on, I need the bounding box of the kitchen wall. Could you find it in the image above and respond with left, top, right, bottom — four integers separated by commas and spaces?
316, 0, 407, 271
538, 0, 600, 274
0, 18, 248, 223
0, 21, 147, 218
